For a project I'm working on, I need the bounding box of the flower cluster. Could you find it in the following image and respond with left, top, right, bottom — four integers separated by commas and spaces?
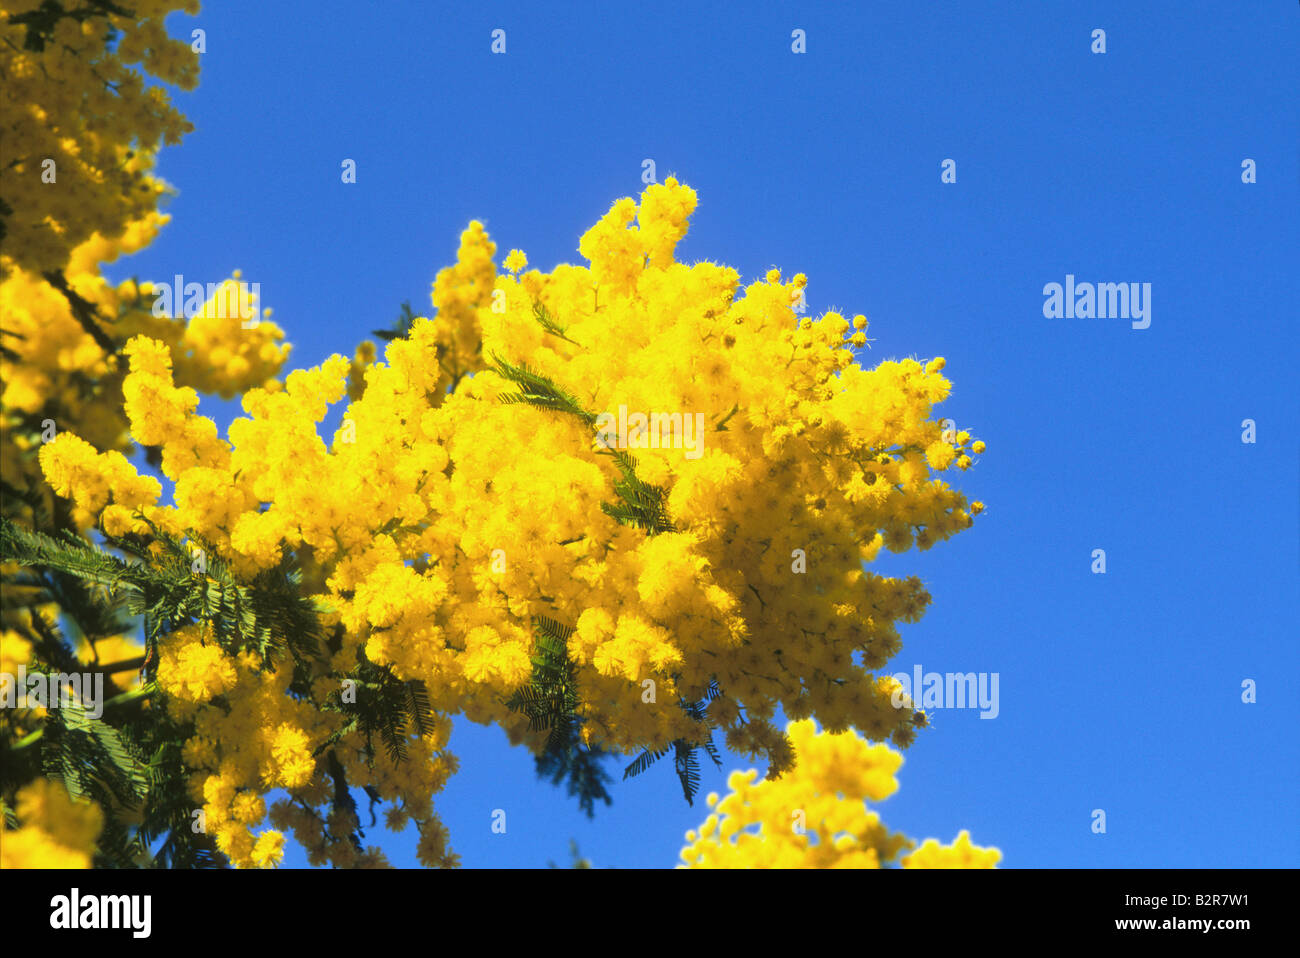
2, 218, 290, 534
0, 779, 103, 869
156, 619, 459, 868
36, 178, 987, 864
679, 719, 1000, 868
0, 0, 199, 275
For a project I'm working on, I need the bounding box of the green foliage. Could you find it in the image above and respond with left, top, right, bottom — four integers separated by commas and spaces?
596, 445, 674, 536
0, 515, 438, 867
623, 680, 724, 806
490, 347, 674, 536
531, 303, 581, 345
313, 638, 435, 766
372, 300, 418, 342
0, 518, 326, 676
492, 353, 595, 425
506, 617, 613, 818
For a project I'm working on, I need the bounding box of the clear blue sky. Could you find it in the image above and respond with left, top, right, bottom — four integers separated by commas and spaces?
109, 1, 1298, 867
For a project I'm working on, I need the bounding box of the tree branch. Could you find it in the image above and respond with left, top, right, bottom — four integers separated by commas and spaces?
42, 270, 117, 354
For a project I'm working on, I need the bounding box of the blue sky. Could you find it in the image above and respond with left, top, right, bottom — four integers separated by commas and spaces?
107, 1, 1298, 867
